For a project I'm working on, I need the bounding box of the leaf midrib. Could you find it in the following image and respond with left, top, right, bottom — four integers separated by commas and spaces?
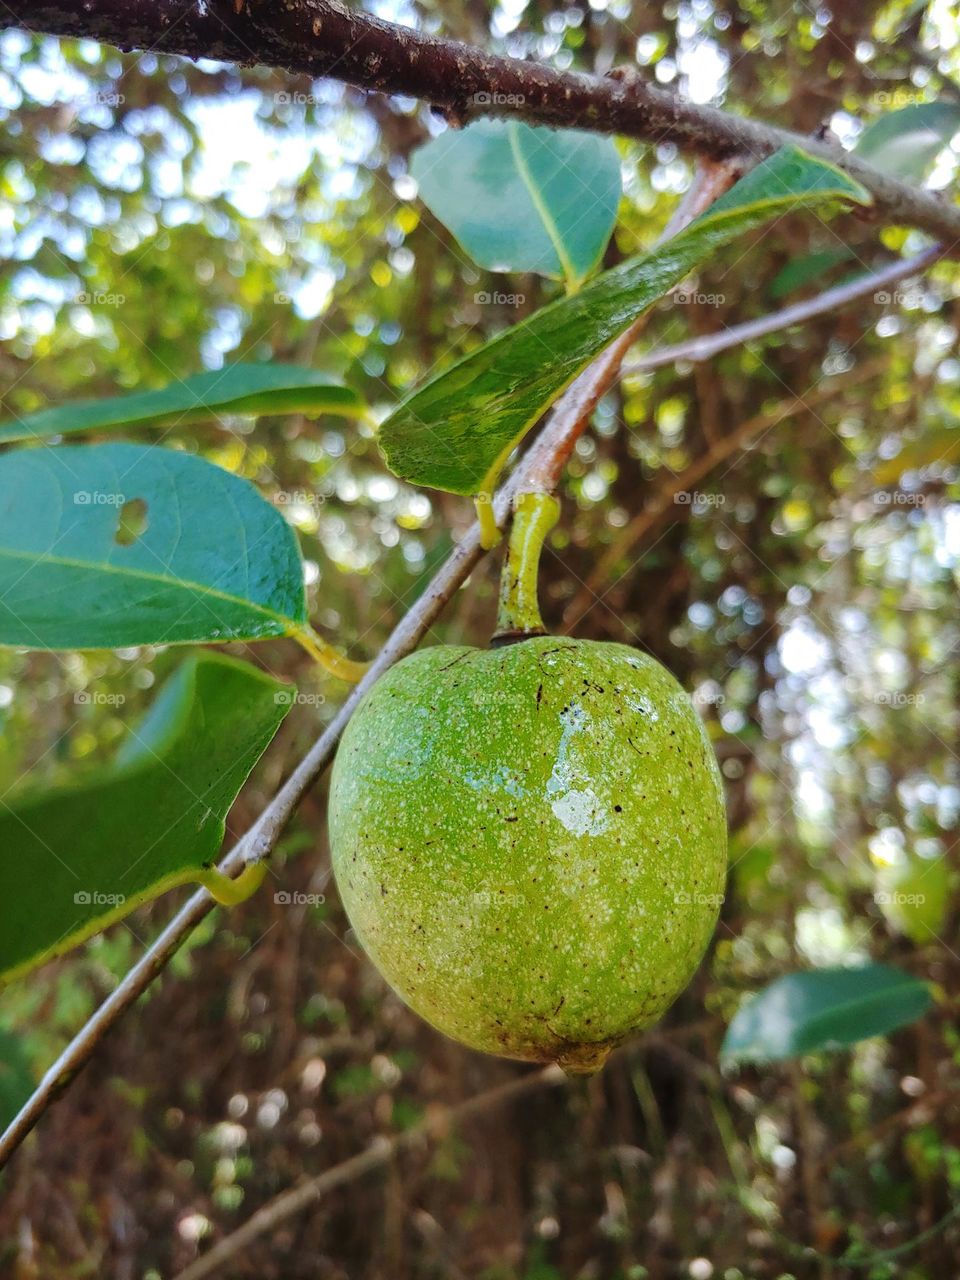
508, 122, 578, 287
0, 546, 301, 631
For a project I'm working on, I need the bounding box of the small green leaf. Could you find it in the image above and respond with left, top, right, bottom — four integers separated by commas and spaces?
411, 121, 621, 289
379, 146, 870, 497
0, 443, 307, 650
0, 652, 292, 985
721, 964, 933, 1065
855, 101, 960, 183
0, 363, 365, 445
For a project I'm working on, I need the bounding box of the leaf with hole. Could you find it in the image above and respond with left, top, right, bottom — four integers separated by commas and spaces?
0, 442, 308, 650
855, 101, 960, 183
720, 964, 933, 1065
0, 652, 292, 985
378, 146, 871, 498
410, 120, 622, 288
0, 363, 365, 445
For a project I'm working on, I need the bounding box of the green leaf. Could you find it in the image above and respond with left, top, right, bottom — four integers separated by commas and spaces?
721, 964, 933, 1065
0, 1028, 33, 1127
0, 442, 307, 650
768, 247, 856, 300
410, 120, 621, 288
0, 652, 292, 985
855, 101, 960, 183
379, 146, 870, 497
0, 363, 365, 445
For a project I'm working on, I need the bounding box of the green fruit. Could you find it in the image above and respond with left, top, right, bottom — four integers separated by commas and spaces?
328, 636, 727, 1072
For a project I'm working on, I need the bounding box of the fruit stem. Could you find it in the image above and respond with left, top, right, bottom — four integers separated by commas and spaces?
294, 626, 370, 683
492, 491, 561, 644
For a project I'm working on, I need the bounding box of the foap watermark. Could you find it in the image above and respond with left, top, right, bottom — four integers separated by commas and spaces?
472, 889, 523, 907
471, 90, 525, 106
691, 687, 726, 710
675, 890, 725, 908
74, 690, 126, 707
875, 490, 927, 507
80, 90, 125, 107
76, 290, 126, 308
874, 890, 926, 907
74, 889, 126, 906
74, 490, 125, 506
874, 288, 924, 308
274, 91, 320, 106
274, 890, 326, 906
874, 690, 925, 707
873, 88, 923, 109
671, 289, 726, 307
275, 489, 326, 512
674, 491, 726, 507
475, 290, 525, 306
274, 689, 327, 708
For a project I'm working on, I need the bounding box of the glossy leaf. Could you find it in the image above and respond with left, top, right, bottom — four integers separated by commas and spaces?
0, 363, 365, 445
410, 120, 621, 288
379, 147, 870, 497
721, 964, 933, 1065
0, 442, 307, 650
855, 101, 960, 183
0, 652, 292, 985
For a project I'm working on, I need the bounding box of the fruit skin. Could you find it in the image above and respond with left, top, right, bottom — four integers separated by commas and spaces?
328, 636, 727, 1072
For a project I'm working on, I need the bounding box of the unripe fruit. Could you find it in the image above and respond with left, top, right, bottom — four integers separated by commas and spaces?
328, 636, 727, 1073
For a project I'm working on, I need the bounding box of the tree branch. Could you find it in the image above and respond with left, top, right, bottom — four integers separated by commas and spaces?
0, 160, 729, 1170
0, 472, 499, 1168
620, 243, 946, 376
555, 247, 945, 627
5, 0, 960, 247
561, 358, 888, 630
172, 1064, 567, 1280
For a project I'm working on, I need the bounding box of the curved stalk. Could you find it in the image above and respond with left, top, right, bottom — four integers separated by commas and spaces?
492, 491, 561, 644
294, 626, 370, 682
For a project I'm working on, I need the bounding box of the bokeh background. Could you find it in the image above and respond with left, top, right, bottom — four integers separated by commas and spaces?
1, 1, 960, 1276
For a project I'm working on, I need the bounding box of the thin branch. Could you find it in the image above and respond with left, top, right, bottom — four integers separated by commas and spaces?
621, 243, 946, 376
0, 161, 729, 1169
172, 1064, 567, 1280
5, 0, 960, 247
523, 160, 742, 494
557, 247, 947, 626
561, 358, 888, 629
0, 472, 495, 1167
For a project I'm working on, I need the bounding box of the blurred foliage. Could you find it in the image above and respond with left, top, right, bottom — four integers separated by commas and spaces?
1, 0, 960, 1276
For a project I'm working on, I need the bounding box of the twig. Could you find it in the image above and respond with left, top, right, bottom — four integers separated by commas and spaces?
0, 162, 730, 1169
172, 1064, 567, 1280
620, 243, 946, 376
5, 1, 960, 247
561, 358, 887, 629
0, 465, 495, 1166
522, 160, 742, 494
